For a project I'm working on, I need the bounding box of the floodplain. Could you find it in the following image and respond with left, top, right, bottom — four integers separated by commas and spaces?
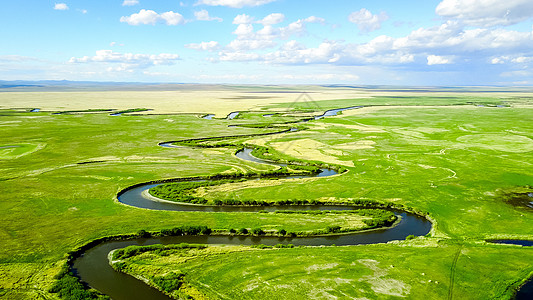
0, 85, 532, 299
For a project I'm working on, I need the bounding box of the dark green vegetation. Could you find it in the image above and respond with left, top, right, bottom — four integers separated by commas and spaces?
1, 91, 532, 299
48, 265, 109, 300
497, 186, 533, 211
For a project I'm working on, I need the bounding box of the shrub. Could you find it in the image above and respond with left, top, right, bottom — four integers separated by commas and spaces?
136, 229, 150, 238
153, 272, 184, 293
238, 228, 248, 234
250, 228, 265, 236
49, 266, 109, 300
326, 226, 341, 233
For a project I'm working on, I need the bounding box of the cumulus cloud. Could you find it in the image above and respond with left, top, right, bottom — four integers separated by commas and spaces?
427, 55, 453, 65
195, 0, 277, 8
54, 3, 69, 10
490, 55, 533, 64
215, 15, 327, 55
160, 11, 186, 25
120, 9, 185, 25
195, 9, 222, 22
436, 0, 533, 27
186, 41, 220, 51
122, 0, 139, 6
233, 14, 254, 24
69, 50, 180, 70
303, 16, 326, 24
348, 8, 389, 33
259, 13, 285, 25
188, 5, 533, 73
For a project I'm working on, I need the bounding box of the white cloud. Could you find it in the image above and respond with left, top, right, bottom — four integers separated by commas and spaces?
227, 39, 276, 51
491, 57, 506, 64
512, 56, 533, 63
186, 41, 220, 51
259, 13, 285, 25
303, 16, 326, 24
122, 0, 139, 6
233, 24, 255, 36
219, 15, 327, 55
427, 55, 453, 65
219, 52, 261, 62
120, 9, 185, 26
490, 55, 533, 64
195, 0, 276, 8
120, 9, 159, 25
436, 0, 533, 27
54, 3, 69, 10
69, 50, 180, 70
233, 14, 254, 24
160, 11, 185, 25
348, 8, 389, 33
195, 9, 223, 22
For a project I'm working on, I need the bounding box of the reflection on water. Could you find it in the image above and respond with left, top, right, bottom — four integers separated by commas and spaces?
227, 112, 240, 119
74, 209, 430, 300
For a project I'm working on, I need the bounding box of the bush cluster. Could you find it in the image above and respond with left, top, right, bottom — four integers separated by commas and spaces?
113, 243, 206, 260
48, 265, 109, 300
159, 225, 212, 237
152, 272, 185, 293
251, 244, 295, 249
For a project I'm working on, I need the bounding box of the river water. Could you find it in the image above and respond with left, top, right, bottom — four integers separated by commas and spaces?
74, 142, 432, 299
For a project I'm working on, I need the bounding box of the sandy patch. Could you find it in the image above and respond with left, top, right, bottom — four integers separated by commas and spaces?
340, 105, 474, 117
336, 140, 376, 150
333, 124, 385, 133
306, 263, 339, 273
357, 259, 411, 298
270, 139, 355, 167
457, 133, 533, 153
0, 88, 379, 117
194, 179, 285, 197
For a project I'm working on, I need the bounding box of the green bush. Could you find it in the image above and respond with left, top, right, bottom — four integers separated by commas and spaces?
152, 272, 184, 293
250, 228, 265, 236
49, 266, 109, 300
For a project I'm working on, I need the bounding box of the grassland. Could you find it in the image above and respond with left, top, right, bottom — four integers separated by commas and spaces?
114, 241, 533, 299
0, 86, 532, 299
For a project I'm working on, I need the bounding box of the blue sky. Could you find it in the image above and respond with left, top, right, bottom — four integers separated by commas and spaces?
1, 0, 533, 85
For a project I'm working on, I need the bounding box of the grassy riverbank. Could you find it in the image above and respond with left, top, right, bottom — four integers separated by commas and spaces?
0, 86, 532, 299
113, 241, 533, 299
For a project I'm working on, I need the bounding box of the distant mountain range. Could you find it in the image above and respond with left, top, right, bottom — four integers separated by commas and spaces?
0, 80, 531, 92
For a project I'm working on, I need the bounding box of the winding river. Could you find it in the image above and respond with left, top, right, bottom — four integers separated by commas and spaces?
73, 138, 432, 299
69, 106, 530, 300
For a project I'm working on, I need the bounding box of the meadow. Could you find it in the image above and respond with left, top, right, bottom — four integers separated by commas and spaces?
0, 86, 532, 299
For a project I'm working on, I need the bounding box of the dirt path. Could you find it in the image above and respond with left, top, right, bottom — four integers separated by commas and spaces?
448, 245, 463, 300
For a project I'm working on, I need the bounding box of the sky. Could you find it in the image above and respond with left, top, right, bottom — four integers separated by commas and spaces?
1, 0, 533, 85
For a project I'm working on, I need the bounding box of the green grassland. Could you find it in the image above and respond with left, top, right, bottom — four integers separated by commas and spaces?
114, 241, 533, 300
0, 89, 532, 299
